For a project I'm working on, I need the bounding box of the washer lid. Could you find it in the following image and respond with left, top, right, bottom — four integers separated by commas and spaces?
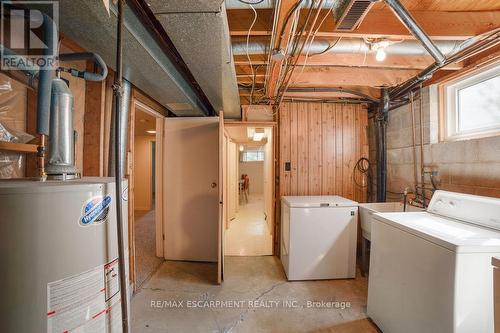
282, 196, 358, 208
374, 211, 500, 253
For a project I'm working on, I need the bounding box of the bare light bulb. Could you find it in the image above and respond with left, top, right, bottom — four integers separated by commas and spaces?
375, 48, 386, 62
239, 145, 244, 152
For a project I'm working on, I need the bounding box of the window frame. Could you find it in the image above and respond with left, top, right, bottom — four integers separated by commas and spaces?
442, 63, 500, 142
240, 150, 265, 162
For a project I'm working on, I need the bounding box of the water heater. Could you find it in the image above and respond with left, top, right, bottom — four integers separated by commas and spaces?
0, 177, 130, 333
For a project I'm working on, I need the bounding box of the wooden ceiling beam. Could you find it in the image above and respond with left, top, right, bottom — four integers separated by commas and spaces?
239, 88, 381, 100
228, 9, 500, 40
235, 54, 464, 70
237, 66, 421, 87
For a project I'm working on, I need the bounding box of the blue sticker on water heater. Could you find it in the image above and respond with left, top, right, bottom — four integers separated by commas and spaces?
80, 195, 112, 227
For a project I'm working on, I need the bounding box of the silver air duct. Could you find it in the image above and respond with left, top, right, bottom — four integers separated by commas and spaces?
46, 76, 78, 179
108, 79, 131, 177
232, 39, 462, 56
45, 52, 108, 180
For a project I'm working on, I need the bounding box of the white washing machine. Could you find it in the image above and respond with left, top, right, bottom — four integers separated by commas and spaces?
281, 196, 358, 280
367, 190, 500, 333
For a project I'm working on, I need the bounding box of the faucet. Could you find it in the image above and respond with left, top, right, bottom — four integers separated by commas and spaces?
403, 187, 408, 212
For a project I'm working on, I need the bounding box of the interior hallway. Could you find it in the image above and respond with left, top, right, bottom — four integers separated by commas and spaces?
134, 209, 164, 289
131, 257, 379, 332
225, 194, 273, 256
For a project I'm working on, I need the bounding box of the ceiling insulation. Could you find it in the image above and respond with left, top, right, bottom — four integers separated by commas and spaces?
58, 0, 209, 116
57, 0, 240, 118
147, 0, 241, 118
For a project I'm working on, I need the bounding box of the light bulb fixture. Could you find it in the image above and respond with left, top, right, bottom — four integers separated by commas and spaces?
239, 145, 244, 152
369, 39, 392, 62
375, 48, 386, 62
146, 130, 156, 134
253, 133, 265, 141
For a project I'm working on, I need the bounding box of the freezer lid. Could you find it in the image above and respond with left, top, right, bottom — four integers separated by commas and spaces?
282, 196, 358, 208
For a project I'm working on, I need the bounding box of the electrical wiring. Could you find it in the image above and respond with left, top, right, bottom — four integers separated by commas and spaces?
309, 37, 342, 57
264, 0, 316, 115
273, 8, 300, 99
276, 0, 305, 48
245, 3, 258, 104
275, 0, 325, 107
276, 0, 316, 93
263, 0, 282, 91
291, 0, 337, 82
237, 0, 265, 4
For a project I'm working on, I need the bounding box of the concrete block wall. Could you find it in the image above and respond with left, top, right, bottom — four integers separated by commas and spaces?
368, 86, 500, 201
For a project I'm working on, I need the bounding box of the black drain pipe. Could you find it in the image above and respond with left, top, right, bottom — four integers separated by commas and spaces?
376, 88, 389, 202
113, 0, 129, 332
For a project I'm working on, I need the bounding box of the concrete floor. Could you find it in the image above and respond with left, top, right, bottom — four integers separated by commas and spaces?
131, 256, 380, 333
134, 209, 164, 289
225, 194, 273, 256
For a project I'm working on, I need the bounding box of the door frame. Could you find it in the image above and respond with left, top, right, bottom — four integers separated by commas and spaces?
128, 90, 167, 291
218, 112, 225, 284
222, 121, 277, 255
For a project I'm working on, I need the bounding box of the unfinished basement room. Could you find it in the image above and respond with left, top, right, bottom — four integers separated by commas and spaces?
1, 0, 500, 332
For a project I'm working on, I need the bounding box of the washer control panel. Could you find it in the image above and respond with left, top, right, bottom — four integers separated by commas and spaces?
428, 190, 500, 230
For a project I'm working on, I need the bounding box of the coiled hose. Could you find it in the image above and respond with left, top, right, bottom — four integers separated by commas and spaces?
353, 157, 373, 202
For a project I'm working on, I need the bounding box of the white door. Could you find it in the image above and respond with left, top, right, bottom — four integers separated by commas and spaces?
218, 112, 225, 284
164, 117, 220, 262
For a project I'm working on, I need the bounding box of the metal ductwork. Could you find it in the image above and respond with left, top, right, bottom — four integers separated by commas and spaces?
108, 79, 132, 177
232, 38, 462, 56
226, 0, 375, 31
46, 77, 78, 179
335, 0, 377, 31
384, 0, 445, 64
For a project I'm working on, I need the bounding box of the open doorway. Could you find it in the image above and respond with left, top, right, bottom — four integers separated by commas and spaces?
131, 101, 164, 291
224, 125, 274, 256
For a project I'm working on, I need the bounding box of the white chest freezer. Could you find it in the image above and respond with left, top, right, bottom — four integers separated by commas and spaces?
281, 196, 358, 280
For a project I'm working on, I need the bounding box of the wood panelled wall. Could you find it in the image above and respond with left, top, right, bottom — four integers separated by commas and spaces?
279, 102, 369, 203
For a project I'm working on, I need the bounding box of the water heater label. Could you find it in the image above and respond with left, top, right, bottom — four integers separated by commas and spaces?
47, 260, 123, 333
80, 195, 112, 227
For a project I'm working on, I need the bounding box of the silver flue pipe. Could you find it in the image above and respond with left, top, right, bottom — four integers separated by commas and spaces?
384, 0, 445, 64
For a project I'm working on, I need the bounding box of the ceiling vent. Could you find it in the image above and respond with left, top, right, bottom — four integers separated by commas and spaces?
334, 0, 375, 31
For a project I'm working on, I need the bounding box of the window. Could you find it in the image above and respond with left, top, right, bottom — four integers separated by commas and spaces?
443, 64, 500, 141
240, 150, 264, 162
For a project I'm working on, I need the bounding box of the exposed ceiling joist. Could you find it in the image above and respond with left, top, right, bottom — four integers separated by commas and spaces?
228, 9, 500, 40
234, 54, 464, 70
238, 66, 421, 87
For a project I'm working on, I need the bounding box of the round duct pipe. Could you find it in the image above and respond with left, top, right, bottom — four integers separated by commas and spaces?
232, 38, 462, 56
225, 0, 337, 9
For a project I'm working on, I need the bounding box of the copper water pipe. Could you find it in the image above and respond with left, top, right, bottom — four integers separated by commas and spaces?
38, 134, 47, 181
